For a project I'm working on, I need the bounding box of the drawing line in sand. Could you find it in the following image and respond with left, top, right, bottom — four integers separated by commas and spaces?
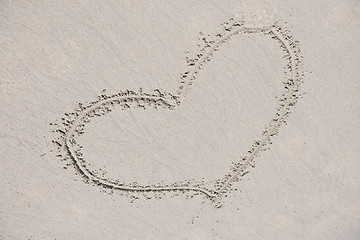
53, 19, 303, 202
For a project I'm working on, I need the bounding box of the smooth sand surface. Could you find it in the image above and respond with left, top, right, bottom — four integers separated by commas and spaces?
1, 1, 359, 239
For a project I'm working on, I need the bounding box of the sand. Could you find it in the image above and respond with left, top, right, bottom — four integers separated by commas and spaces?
1, 0, 359, 239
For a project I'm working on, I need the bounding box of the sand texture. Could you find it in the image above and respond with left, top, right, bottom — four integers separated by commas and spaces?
1, 1, 359, 239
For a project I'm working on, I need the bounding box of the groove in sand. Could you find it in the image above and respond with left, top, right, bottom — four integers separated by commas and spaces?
55, 19, 303, 202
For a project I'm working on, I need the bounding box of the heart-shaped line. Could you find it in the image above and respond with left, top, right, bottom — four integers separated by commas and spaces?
54, 19, 303, 201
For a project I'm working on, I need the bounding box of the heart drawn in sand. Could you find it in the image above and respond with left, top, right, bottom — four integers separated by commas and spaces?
54, 19, 303, 202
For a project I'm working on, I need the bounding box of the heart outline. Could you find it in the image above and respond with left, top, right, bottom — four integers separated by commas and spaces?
54, 19, 303, 201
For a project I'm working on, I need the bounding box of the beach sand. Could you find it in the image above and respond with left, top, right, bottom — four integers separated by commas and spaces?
1, 1, 359, 239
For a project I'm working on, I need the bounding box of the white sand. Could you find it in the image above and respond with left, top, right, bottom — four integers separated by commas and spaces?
1, 1, 359, 239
